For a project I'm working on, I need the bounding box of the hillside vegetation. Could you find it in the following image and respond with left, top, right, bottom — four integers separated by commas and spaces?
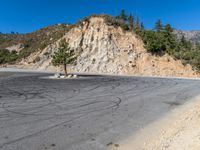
100, 10, 200, 71
0, 24, 72, 64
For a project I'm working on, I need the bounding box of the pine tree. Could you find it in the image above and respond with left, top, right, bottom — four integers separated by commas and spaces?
163, 24, 176, 54
155, 19, 163, 31
128, 14, 134, 32
140, 22, 145, 31
119, 9, 127, 22
135, 16, 141, 34
164, 24, 173, 33
52, 39, 77, 76
180, 35, 187, 47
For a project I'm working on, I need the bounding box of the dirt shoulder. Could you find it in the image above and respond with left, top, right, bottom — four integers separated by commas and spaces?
112, 96, 200, 150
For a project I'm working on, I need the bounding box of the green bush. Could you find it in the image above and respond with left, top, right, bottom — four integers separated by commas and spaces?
0, 49, 18, 64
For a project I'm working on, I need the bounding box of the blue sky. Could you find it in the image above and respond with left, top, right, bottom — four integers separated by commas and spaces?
0, 0, 200, 33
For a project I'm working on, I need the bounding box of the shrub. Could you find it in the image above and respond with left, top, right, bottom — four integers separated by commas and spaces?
0, 49, 18, 64
104, 15, 130, 31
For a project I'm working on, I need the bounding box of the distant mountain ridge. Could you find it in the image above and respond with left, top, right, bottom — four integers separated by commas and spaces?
174, 30, 200, 44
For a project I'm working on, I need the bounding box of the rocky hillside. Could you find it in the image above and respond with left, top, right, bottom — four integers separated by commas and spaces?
17, 16, 198, 77
0, 24, 71, 59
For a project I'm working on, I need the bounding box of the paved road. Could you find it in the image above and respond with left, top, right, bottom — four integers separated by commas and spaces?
0, 72, 200, 150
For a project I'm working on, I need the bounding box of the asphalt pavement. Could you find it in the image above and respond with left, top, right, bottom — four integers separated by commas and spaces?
0, 71, 200, 150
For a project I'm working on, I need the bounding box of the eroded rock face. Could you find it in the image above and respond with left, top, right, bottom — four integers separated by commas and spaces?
64, 17, 146, 74
20, 17, 199, 77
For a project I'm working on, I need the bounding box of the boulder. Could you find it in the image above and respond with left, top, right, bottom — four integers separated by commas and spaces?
54, 73, 61, 78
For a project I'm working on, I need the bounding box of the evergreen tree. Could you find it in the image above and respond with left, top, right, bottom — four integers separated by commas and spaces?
128, 14, 134, 32
143, 31, 165, 54
135, 16, 141, 34
180, 35, 190, 49
119, 9, 127, 22
52, 39, 77, 76
164, 24, 173, 33
163, 24, 176, 54
140, 22, 145, 31
181, 35, 186, 44
155, 19, 163, 31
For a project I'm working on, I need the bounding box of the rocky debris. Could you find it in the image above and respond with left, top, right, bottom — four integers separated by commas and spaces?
53, 73, 78, 79
73, 74, 77, 78
54, 73, 61, 78
66, 74, 78, 78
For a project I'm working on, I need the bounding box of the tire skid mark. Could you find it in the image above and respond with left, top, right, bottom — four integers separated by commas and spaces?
0, 74, 189, 150
0, 97, 121, 149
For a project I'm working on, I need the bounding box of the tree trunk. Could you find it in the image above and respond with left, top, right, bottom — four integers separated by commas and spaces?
64, 64, 67, 77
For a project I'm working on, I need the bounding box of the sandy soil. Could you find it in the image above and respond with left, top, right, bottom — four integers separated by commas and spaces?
112, 97, 200, 150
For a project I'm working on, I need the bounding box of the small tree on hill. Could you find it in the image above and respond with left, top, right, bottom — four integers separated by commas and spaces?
128, 14, 134, 32
155, 19, 163, 31
120, 9, 127, 21
163, 24, 176, 54
52, 39, 77, 77
117, 9, 127, 23
140, 22, 145, 31
135, 16, 141, 34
